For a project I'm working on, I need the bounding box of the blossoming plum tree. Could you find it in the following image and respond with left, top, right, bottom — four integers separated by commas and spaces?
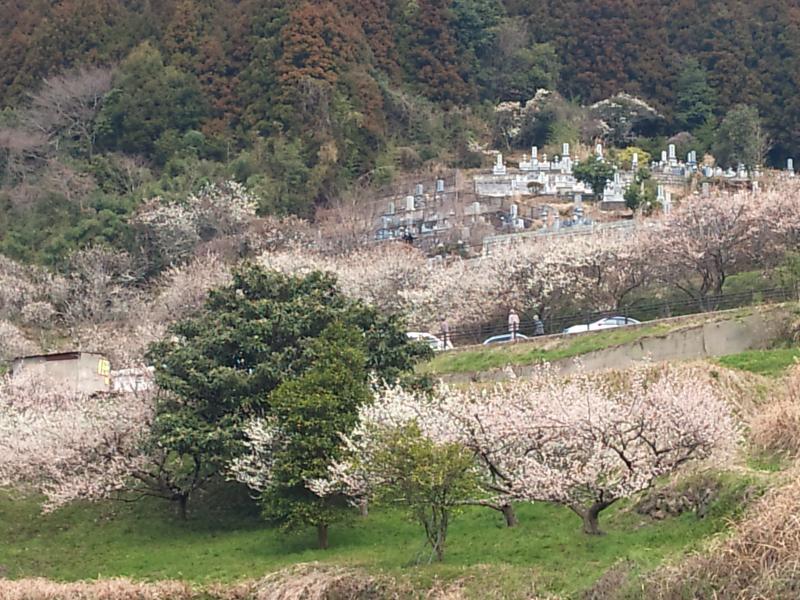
318, 365, 737, 535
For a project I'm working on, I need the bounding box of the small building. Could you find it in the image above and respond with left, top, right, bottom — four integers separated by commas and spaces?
11, 351, 111, 395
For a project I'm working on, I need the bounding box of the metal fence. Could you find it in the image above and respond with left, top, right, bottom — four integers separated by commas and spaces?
440, 286, 797, 348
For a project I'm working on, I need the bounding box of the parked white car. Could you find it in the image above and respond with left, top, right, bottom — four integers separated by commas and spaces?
562, 316, 641, 334
482, 333, 530, 345
406, 332, 453, 351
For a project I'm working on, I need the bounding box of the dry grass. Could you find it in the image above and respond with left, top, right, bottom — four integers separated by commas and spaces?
0, 565, 400, 600
750, 365, 800, 457
0, 563, 564, 600
251, 564, 401, 599
644, 472, 800, 599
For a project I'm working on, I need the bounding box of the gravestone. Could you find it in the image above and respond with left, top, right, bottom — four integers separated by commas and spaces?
737, 164, 747, 179
663, 190, 672, 214
493, 153, 507, 176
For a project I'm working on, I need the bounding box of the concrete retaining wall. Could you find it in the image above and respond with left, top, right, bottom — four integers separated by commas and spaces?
439, 309, 791, 384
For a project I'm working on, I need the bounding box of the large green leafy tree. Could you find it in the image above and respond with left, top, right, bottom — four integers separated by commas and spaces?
146, 266, 430, 515
263, 322, 372, 549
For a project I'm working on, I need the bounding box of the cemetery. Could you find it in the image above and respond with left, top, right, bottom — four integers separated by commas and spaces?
370, 137, 797, 255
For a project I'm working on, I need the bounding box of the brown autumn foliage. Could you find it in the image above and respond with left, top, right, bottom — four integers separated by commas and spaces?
277, 2, 365, 89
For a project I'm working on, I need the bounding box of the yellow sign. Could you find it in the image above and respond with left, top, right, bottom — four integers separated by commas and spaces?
97, 358, 111, 377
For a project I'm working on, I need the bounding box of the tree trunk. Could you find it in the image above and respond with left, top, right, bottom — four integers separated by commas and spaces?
582, 509, 601, 535
433, 526, 446, 562
501, 503, 518, 527
359, 499, 369, 517
177, 493, 188, 520
577, 501, 612, 535
317, 523, 329, 550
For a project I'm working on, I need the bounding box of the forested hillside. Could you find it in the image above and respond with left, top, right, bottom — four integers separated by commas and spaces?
1, 0, 799, 267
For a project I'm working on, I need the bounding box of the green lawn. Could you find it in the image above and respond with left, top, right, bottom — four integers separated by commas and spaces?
423, 323, 673, 375
0, 477, 752, 598
717, 347, 800, 377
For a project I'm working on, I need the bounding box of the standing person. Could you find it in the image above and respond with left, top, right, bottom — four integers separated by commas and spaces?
533, 314, 544, 336
508, 308, 520, 341
439, 317, 451, 350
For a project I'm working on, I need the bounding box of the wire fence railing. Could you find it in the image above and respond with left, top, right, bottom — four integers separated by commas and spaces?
438, 286, 797, 348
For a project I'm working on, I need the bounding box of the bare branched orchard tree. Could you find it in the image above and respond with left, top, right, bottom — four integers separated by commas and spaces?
315, 182, 386, 253
0, 127, 50, 186
23, 66, 113, 157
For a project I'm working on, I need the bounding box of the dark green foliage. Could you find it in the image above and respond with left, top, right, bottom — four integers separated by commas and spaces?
624, 167, 657, 213
261, 323, 372, 544
486, 42, 560, 104
146, 267, 430, 511
675, 58, 716, 132
96, 42, 207, 161
713, 104, 769, 169
573, 156, 615, 200
0, 190, 136, 266
451, 0, 504, 67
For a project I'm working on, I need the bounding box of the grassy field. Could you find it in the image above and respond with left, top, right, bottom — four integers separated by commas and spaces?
0, 475, 760, 598
717, 347, 800, 377
422, 323, 675, 375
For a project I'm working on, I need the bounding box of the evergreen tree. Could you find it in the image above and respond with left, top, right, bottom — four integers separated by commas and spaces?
262, 323, 372, 549
96, 42, 207, 161
405, 0, 472, 103
675, 58, 716, 131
